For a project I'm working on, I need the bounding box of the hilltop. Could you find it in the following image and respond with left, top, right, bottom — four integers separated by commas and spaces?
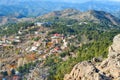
40, 9, 120, 25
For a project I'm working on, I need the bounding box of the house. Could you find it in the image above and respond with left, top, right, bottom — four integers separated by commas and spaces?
0, 41, 4, 45
38, 58, 42, 61
79, 22, 88, 25
30, 46, 38, 51
6, 40, 12, 44
34, 22, 44, 26
35, 22, 52, 27
25, 47, 31, 52
15, 71, 20, 76
13, 39, 21, 43
66, 25, 72, 27
34, 42, 40, 47
51, 33, 61, 44
51, 33, 60, 39
61, 39, 68, 50
42, 41, 47, 48
62, 55, 69, 61
0, 38, 12, 45
38, 50, 44, 54
34, 31, 39, 35
49, 46, 61, 54
18, 30, 23, 35
43, 54, 48, 59
54, 47, 60, 52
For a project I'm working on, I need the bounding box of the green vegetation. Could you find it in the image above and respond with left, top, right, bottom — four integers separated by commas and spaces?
0, 22, 34, 36
17, 60, 41, 75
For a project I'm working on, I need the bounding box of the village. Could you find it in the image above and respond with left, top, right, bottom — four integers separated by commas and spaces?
0, 22, 80, 80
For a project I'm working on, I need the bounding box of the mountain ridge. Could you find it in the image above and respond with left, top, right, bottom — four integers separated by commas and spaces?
0, 9, 120, 26
40, 9, 120, 25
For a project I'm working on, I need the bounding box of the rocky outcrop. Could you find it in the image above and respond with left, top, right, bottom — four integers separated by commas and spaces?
64, 61, 110, 80
108, 34, 120, 58
64, 34, 120, 80
99, 34, 120, 80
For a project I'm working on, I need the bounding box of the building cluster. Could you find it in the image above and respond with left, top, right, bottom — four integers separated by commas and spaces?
0, 22, 79, 79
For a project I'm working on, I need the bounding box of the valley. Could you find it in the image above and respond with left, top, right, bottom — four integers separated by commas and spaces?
0, 0, 120, 79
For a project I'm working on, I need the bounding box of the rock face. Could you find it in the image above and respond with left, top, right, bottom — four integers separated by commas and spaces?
108, 34, 120, 58
64, 61, 110, 80
100, 34, 120, 80
64, 34, 120, 80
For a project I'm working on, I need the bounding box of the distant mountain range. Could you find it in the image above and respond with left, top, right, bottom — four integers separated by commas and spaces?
0, 0, 120, 17
0, 0, 120, 25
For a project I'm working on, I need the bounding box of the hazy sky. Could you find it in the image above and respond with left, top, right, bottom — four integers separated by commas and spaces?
44, 0, 120, 3
0, 0, 120, 4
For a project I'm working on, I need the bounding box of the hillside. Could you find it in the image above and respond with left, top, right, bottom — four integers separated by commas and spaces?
0, 16, 34, 26
40, 9, 120, 25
